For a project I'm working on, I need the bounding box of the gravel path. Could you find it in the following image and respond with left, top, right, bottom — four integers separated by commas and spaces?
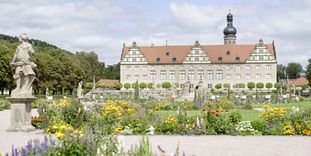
0, 109, 311, 155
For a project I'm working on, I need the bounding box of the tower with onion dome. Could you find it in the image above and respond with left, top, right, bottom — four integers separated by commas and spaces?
223, 12, 237, 44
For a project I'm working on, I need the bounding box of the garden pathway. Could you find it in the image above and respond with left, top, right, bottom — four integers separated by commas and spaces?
0, 109, 311, 155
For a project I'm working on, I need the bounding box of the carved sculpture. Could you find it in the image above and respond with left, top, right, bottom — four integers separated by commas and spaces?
11, 33, 36, 97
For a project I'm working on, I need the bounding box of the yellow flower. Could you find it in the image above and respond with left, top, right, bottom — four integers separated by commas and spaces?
283, 124, 295, 135
114, 127, 123, 134
55, 131, 65, 140
57, 100, 70, 108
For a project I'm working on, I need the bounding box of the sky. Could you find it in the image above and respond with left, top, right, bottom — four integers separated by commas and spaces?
0, 0, 310, 68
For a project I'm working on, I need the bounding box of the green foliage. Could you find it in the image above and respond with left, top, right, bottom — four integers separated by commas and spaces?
128, 137, 154, 156
307, 58, 311, 86
229, 111, 242, 125
286, 62, 302, 79
265, 83, 273, 90
147, 83, 153, 89
162, 82, 171, 89
124, 83, 131, 89
274, 82, 281, 89
215, 83, 222, 90
134, 81, 139, 101
114, 83, 123, 90
277, 64, 287, 80
239, 83, 246, 89
139, 82, 147, 89
102, 63, 120, 80
247, 82, 255, 90
156, 84, 161, 88
256, 82, 264, 89
0, 34, 105, 95
251, 120, 268, 134
0, 98, 10, 110
223, 83, 230, 89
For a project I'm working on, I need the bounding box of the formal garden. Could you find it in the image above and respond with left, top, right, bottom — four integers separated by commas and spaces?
1, 91, 311, 155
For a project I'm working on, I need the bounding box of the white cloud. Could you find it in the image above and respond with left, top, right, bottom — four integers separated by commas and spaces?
0, 0, 310, 68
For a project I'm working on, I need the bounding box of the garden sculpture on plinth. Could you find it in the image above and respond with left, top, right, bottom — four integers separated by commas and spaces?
77, 81, 84, 99
7, 33, 36, 131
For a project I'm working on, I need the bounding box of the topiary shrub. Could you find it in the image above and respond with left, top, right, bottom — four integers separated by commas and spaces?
139, 82, 147, 89
147, 83, 154, 89
124, 83, 131, 89
247, 82, 255, 90
162, 82, 171, 89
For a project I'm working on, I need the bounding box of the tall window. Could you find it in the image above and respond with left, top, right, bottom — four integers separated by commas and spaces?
198, 70, 204, 79
256, 74, 261, 79
226, 74, 231, 79
207, 70, 213, 79
236, 74, 241, 79
266, 74, 272, 79
135, 75, 139, 80
246, 65, 251, 70
169, 70, 175, 79
126, 75, 131, 80
188, 70, 194, 80
236, 65, 241, 70
216, 70, 223, 80
266, 65, 271, 70
160, 70, 166, 80
150, 70, 156, 80
256, 65, 261, 70
179, 70, 186, 80
143, 75, 147, 80
246, 74, 251, 79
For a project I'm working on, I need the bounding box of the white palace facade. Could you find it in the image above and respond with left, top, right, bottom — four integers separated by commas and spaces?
119, 13, 277, 89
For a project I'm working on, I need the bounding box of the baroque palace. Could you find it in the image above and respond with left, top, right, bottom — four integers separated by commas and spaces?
120, 13, 277, 90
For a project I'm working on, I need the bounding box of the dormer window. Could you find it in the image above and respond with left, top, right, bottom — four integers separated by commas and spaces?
218, 57, 223, 62
236, 57, 240, 62
172, 57, 176, 62
166, 51, 170, 56
156, 57, 160, 62
226, 50, 230, 55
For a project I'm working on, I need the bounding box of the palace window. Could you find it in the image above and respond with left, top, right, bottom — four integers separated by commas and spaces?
135, 75, 139, 80
198, 70, 204, 79
226, 74, 231, 79
126, 75, 131, 80
216, 70, 223, 79
236, 74, 241, 79
218, 57, 223, 62
195, 50, 199, 54
226, 50, 230, 55
169, 70, 175, 79
246, 65, 251, 70
160, 70, 166, 80
236, 65, 241, 70
179, 70, 186, 80
256, 74, 261, 79
256, 65, 261, 70
266, 74, 271, 79
188, 70, 194, 80
246, 74, 251, 79
156, 57, 160, 62
172, 57, 176, 62
166, 51, 170, 56
266, 65, 271, 70
207, 70, 213, 79
236, 57, 240, 62
150, 70, 156, 80
143, 75, 147, 80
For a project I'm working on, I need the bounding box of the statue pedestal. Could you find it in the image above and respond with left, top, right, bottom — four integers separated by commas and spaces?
6, 97, 36, 132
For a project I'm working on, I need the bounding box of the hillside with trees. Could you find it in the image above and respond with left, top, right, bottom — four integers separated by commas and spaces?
0, 34, 104, 95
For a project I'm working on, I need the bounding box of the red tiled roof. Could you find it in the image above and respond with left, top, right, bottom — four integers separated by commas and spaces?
288, 77, 309, 87
97, 79, 119, 86
121, 43, 275, 64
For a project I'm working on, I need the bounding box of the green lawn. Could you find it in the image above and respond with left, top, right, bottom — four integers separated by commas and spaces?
252, 101, 311, 109
155, 109, 260, 121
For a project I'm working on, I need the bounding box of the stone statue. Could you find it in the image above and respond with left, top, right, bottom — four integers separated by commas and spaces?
77, 81, 83, 98
11, 33, 36, 97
